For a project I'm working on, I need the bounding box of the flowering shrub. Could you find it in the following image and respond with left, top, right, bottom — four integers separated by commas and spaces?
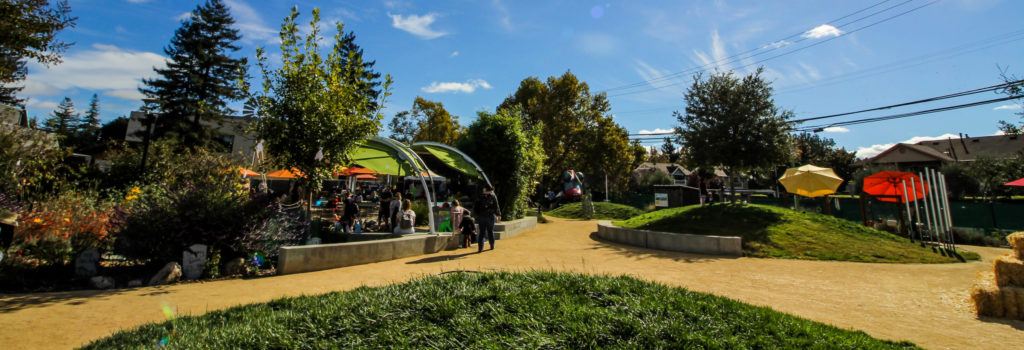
12, 191, 120, 265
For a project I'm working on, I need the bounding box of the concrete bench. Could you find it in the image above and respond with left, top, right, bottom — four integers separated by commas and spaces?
595, 221, 742, 256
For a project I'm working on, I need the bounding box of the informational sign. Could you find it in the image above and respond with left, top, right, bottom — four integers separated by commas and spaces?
654, 192, 669, 207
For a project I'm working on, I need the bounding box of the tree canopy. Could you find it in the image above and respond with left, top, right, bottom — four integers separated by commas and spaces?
388, 97, 461, 145
0, 0, 76, 105
249, 7, 390, 193
140, 0, 246, 149
457, 108, 544, 220
676, 68, 792, 200
792, 132, 857, 189
499, 71, 637, 195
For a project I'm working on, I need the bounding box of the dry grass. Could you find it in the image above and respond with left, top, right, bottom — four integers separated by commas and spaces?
1007, 232, 1024, 259
994, 255, 1024, 287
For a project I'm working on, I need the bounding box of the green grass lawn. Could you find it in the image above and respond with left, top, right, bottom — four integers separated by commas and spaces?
546, 202, 644, 220
82, 272, 916, 349
615, 204, 979, 263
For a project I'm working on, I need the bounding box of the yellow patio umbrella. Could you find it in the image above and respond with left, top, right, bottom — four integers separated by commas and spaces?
778, 164, 843, 198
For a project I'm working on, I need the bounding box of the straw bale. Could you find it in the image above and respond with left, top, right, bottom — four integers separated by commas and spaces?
994, 255, 1024, 287
971, 273, 1003, 318
1008, 232, 1024, 259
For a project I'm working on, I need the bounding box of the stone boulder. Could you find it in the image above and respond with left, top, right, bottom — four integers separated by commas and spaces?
148, 262, 182, 286
74, 248, 101, 278
127, 279, 143, 288
181, 244, 208, 280
223, 257, 247, 276
89, 276, 115, 290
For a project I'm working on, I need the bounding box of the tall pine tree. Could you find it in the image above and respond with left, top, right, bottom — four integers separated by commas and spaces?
140, 0, 246, 148
0, 0, 76, 105
43, 96, 78, 141
81, 93, 101, 139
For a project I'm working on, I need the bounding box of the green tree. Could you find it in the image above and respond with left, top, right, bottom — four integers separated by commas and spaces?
388, 97, 461, 144
0, 0, 76, 105
676, 68, 792, 201
140, 0, 246, 148
43, 96, 78, 141
629, 140, 647, 170
0, 123, 66, 201
996, 70, 1023, 135
499, 71, 634, 194
660, 137, 680, 163
793, 132, 857, 187
249, 7, 391, 193
458, 108, 544, 220
73, 93, 102, 149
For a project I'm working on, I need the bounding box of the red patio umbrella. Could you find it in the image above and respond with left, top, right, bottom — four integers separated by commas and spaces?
862, 171, 928, 203
1005, 177, 1024, 187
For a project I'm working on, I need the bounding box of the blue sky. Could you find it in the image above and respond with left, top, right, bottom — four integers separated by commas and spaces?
19, 0, 1024, 157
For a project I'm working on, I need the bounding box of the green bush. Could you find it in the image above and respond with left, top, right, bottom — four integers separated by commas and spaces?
458, 108, 544, 220
115, 149, 265, 263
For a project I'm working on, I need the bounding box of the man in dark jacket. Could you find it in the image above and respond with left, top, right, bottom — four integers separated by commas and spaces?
474, 185, 501, 252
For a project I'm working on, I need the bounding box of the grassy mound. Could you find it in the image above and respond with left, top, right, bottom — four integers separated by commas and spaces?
615, 204, 978, 263
83, 272, 915, 349
546, 202, 644, 220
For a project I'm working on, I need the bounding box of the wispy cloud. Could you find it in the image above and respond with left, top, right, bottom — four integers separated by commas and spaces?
692, 30, 730, 71
224, 0, 278, 44
421, 79, 492, 94
822, 126, 849, 133
638, 128, 674, 135
994, 104, 1022, 111
492, 0, 513, 30
803, 24, 842, 39
175, 12, 192, 22
450, 50, 460, 57
389, 13, 447, 39
23, 43, 166, 102
855, 133, 959, 158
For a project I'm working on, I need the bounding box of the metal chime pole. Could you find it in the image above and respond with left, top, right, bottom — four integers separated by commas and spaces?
909, 179, 922, 242
901, 180, 913, 240
918, 171, 934, 244
939, 173, 957, 253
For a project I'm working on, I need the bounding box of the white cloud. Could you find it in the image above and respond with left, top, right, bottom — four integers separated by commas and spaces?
23, 43, 166, 102
822, 126, 849, 133
638, 128, 674, 135
492, 0, 513, 30
576, 32, 617, 55
389, 13, 447, 39
994, 104, 1022, 111
803, 24, 842, 39
692, 30, 730, 71
25, 98, 59, 110
764, 40, 791, 49
224, 0, 278, 44
855, 133, 960, 159
175, 12, 192, 22
450, 50, 460, 57
421, 79, 492, 94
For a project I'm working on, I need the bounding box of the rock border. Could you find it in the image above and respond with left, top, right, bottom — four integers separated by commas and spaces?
595, 221, 742, 256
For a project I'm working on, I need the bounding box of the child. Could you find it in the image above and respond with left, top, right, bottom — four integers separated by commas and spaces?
458, 211, 477, 249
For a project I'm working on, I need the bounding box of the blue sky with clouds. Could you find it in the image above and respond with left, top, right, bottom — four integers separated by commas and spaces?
19, 0, 1024, 157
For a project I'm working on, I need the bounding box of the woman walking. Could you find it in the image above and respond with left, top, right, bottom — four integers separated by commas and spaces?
474, 185, 501, 252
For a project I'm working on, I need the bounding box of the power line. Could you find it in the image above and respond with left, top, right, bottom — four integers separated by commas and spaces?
794, 95, 1024, 132
612, 28, 1024, 116
599, 0, 904, 93
608, 0, 938, 98
790, 79, 1024, 124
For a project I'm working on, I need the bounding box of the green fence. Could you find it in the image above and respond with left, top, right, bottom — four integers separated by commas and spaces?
750, 196, 1024, 231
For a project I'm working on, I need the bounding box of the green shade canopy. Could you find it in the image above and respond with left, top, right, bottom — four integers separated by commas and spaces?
413, 143, 483, 180
350, 138, 427, 176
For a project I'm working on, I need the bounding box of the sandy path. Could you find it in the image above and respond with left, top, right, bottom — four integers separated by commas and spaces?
0, 218, 1020, 349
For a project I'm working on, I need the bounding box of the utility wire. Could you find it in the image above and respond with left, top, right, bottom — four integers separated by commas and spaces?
600, 0, 903, 93
613, 28, 1024, 116
794, 95, 1024, 132
609, 0, 938, 98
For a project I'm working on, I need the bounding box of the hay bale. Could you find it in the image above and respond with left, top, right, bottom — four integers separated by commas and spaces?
972, 273, 1004, 318
1008, 232, 1024, 259
1004, 287, 1021, 320
994, 255, 1024, 287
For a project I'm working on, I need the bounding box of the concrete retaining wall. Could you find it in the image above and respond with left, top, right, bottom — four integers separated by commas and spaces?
595, 221, 742, 256
494, 216, 538, 240
278, 234, 451, 275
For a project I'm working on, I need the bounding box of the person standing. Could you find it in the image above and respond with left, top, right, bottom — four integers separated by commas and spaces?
389, 192, 403, 231
393, 199, 416, 235
342, 193, 359, 234
377, 195, 391, 231
474, 185, 501, 252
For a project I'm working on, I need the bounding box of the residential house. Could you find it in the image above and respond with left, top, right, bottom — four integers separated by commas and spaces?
124, 110, 258, 162
865, 134, 1024, 171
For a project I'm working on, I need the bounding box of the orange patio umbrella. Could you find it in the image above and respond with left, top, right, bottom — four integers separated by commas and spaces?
266, 168, 303, 179
238, 167, 260, 178
863, 171, 928, 203
338, 166, 377, 176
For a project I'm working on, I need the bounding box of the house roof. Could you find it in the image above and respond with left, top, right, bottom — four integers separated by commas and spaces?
867, 134, 1024, 164
633, 162, 727, 177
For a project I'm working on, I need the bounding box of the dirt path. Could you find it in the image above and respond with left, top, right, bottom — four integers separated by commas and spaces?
1, 218, 1020, 349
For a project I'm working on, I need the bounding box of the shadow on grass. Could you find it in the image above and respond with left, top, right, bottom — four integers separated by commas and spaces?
406, 252, 478, 264
587, 232, 740, 263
